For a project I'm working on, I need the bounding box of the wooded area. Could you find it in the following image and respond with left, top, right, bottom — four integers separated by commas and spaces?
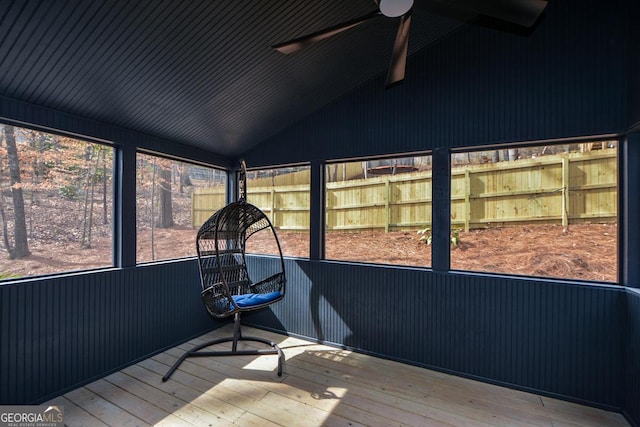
0, 124, 227, 277
0, 124, 113, 276
136, 153, 226, 263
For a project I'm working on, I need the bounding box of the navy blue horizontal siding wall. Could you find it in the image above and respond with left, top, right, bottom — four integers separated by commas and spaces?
0, 260, 215, 404
243, 0, 629, 167
247, 257, 625, 410
627, 289, 640, 425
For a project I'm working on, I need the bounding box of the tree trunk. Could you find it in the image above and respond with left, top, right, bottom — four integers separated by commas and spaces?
81, 146, 99, 248
81, 146, 94, 247
4, 125, 30, 258
86, 153, 99, 248
150, 159, 157, 260
157, 164, 173, 228
180, 171, 192, 193
102, 148, 108, 224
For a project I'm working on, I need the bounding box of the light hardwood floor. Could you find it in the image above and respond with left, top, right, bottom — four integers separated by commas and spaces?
46, 325, 629, 426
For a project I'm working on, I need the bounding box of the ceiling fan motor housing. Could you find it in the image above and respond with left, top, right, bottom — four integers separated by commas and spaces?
378, 0, 414, 17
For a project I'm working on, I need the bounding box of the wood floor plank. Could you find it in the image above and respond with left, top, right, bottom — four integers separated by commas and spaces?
190, 332, 540, 425
122, 363, 246, 423
233, 411, 282, 427
284, 349, 549, 426
540, 396, 630, 427
279, 344, 613, 427
53, 327, 629, 427
141, 356, 270, 411
64, 386, 151, 427
151, 352, 274, 401
84, 378, 190, 426
159, 346, 367, 425
282, 365, 489, 427
104, 370, 236, 427
44, 396, 109, 427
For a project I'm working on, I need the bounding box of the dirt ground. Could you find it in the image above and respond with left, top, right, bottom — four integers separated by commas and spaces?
0, 223, 617, 283
286, 223, 617, 282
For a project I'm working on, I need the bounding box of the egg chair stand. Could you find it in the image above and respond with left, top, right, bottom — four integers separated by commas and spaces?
162, 311, 284, 382
163, 161, 287, 382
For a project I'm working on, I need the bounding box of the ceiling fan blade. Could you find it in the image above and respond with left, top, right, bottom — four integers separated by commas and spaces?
272, 10, 381, 54
439, 0, 548, 27
385, 11, 412, 88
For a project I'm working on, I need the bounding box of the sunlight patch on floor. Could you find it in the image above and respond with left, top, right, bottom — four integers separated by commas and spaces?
240, 354, 282, 373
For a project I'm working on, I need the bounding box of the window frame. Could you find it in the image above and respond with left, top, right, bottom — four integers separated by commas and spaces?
135, 150, 228, 265
241, 162, 312, 259
0, 120, 117, 280
447, 138, 620, 284
323, 152, 434, 268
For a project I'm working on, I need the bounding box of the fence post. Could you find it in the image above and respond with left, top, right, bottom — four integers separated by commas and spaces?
270, 187, 276, 228
384, 178, 390, 232
562, 157, 570, 229
464, 168, 470, 232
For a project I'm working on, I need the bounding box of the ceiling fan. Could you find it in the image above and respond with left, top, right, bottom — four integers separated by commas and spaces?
272, 0, 548, 88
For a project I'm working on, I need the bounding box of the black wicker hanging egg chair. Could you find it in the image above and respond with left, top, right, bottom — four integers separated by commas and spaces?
163, 161, 286, 381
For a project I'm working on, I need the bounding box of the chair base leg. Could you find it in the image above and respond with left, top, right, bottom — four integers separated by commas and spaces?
162, 320, 284, 382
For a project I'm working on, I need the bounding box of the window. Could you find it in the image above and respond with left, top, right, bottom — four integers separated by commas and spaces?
450, 141, 618, 282
245, 165, 310, 258
136, 152, 226, 263
0, 124, 113, 280
325, 155, 433, 267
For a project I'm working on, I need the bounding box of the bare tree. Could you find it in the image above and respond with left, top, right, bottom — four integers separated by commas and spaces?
2, 125, 30, 258
150, 158, 157, 259
157, 162, 173, 228
178, 164, 192, 194
102, 148, 108, 224
81, 145, 101, 248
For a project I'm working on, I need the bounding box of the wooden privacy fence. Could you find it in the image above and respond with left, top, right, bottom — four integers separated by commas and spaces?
191, 188, 226, 227
451, 149, 616, 231
192, 149, 617, 231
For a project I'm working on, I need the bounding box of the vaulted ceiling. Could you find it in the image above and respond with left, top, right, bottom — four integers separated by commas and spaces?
0, 1, 486, 156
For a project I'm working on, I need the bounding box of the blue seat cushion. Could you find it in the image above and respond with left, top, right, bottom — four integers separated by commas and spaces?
232, 291, 281, 308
